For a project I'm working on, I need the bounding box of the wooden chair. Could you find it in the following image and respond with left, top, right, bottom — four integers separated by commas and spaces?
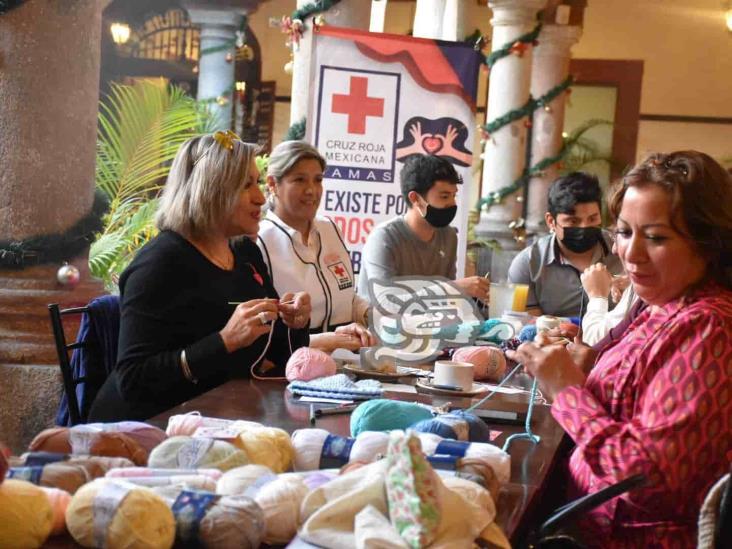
48, 296, 119, 426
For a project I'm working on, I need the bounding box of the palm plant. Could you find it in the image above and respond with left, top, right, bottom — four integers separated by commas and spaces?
90, 81, 215, 287
559, 118, 615, 174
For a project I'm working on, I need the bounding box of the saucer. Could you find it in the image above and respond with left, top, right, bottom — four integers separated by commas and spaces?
342, 363, 411, 381
414, 379, 489, 397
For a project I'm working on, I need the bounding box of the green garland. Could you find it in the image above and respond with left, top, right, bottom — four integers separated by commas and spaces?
0, 190, 108, 269
478, 75, 574, 211
0, 0, 26, 14
284, 118, 306, 141
199, 83, 236, 105
483, 22, 542, 69
291, 0, 342, 24
481, 75, 573, 136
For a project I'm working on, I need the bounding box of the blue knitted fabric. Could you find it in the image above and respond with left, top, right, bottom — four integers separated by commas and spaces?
288, 374, 382, 400
350, 399, 433, 437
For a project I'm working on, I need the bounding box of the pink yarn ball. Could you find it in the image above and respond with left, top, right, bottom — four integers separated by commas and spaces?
452, 346, 507, 382
285, 347, 337, 382
39, 486, 71, 536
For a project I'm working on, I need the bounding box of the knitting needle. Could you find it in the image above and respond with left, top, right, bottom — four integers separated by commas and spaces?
309, 404, 316, 425
314, 404, 358, 418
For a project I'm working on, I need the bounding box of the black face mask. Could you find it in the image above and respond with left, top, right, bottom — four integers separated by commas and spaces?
559, 225, 602, 253
421, 203, 457, 228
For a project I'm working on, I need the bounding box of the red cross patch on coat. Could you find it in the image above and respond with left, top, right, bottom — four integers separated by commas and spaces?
327, 261, 353, 290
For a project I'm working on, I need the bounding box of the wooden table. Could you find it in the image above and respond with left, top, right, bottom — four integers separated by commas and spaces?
46, 375, 569, 548
145, 377, 569, 545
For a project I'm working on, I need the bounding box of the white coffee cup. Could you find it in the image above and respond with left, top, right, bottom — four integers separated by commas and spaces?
433, 360, 474, 392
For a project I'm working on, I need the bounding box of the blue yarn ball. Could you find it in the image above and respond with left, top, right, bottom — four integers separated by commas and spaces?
411, 418, 458, 439
410, 410, 491, 442
350, 399, 433, 437
518, 324, 537, 342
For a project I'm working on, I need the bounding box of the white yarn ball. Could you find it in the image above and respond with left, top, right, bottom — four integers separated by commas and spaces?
290, 429, 329, 472
350, 431, 389, 463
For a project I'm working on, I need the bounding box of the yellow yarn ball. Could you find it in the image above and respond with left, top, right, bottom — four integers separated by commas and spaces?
0, 479, 54, 548
66, 479, 175, 549
148, 436, 249, 472
234, 427, 294, 474
254, 475, 309, 544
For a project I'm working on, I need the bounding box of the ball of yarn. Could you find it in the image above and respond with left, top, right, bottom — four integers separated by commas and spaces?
285, 347, 337, 382
216, 464, 275, 496
106, 467, 222, 482
86, 422, 167, 453
339, 460, 369, 475
350, 399, 433, 437
165, 413, 261, 437
234, 427, 294, 473
66, 479, 175, 549
518, 324, 537, 342
39, 486, 71, 536
411, 410, 491, 442
291, 429, 329, 471
29, 427, 148, 466
0, 479, 54, 548
254, 475, 309, 545
350, 431, 390, 463
413, 433, 511, 485
153, 488, 265, 549
111, 475, 217, 492
6, 462, 89, 494
451, 346, 507, 381
148, 437, 249, 472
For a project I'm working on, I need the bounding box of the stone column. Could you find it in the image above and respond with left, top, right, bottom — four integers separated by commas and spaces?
526, 18, 583, 234
0, 0, 105, 451
290, 0, 371, 126
185, 4, 246, 130
475, 0, 547, 250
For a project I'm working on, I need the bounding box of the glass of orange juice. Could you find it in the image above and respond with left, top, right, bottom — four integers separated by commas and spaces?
511, 284, 529, 312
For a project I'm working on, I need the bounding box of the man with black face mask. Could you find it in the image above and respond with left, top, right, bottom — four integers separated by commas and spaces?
507, 172, 622, 317
357, 154, 489, 301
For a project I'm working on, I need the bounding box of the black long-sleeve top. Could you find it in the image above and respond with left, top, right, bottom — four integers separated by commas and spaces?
89, 230, 308, 422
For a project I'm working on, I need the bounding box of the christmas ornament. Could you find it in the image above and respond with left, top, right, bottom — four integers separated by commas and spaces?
284, 59, 294, 75
57, 263, 80, 288
216, 95, 230, 106
225, 52, 234, 63
192, 65, 199, 74
313, 14, 326, 28
237, 44, 255, 62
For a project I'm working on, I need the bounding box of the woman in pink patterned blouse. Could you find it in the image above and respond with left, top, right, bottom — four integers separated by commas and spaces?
508, 151, 732, 548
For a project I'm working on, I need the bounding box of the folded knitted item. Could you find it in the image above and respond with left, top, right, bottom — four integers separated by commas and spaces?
287, 374, 383, 401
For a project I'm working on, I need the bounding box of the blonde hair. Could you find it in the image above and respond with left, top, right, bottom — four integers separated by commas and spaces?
266, 140, 326, 182
156, 134, 258, 238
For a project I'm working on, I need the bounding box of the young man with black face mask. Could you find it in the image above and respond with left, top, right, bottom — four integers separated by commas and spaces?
357, 154, 489, 301
507, 172, 623, 317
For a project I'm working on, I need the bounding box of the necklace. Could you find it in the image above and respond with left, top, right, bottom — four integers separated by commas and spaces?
190, 238, 234, 271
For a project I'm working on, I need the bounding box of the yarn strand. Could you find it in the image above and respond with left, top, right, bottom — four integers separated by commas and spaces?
464, 363, 541, 451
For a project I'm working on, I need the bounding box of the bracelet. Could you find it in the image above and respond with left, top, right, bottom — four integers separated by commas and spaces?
180, 350, 198, 384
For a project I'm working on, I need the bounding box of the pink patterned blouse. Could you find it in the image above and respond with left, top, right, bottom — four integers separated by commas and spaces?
552, 281, 732, 548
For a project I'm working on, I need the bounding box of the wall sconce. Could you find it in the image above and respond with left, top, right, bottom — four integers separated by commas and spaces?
110, 22, 131, 45
235, 81, 247, 92
726, 7, 732, 32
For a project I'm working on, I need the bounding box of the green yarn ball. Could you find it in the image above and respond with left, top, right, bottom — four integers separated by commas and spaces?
350, 400, 433, 437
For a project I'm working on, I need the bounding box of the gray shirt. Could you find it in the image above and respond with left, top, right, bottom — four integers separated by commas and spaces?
357, 216, 457, 300
507, 231, 623, 317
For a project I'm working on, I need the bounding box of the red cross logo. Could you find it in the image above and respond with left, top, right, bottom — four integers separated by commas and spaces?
331, 76, 384, 135
333, 264, 346, 277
